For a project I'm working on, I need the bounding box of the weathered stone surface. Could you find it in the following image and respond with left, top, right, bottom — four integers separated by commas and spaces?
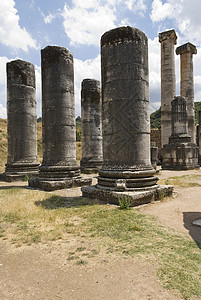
176, 43, 197, 143
151, 142, 158, 169
82, 185, 173, 207
198, 111, 201, 165
162, 96, 199, 170
29, 46, 91, 190
80, 79, 103, 173
159, 29, 177, 147
82, 26, 172, 205
0, 59, 39, 181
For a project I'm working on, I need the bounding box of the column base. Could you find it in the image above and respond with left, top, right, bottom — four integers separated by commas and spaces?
162, 143, 199, 170
82, 184, 173, 207
0, 162, 40, 182
29, 176, 92, 191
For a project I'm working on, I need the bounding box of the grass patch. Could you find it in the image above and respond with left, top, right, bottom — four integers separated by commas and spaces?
159, 174, 201, 188
0, 187, 200, 298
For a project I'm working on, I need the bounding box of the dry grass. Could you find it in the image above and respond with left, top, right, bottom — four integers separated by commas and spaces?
158, 174, 201, 188
0, 186, 201, 298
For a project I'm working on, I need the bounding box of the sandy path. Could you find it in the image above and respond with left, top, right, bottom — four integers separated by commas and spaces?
0, 169, 201, 299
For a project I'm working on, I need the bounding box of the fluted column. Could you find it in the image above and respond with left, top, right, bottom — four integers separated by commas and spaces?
159, 29, 177, 146
176, 43, 197, 143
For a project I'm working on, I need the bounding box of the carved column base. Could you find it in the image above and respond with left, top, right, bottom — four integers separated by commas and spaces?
0, 162, 40, 182
28, 165, 92, 191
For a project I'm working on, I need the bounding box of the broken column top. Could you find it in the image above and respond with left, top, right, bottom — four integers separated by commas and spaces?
176, 42, 197, 55
101, 26, 147, 47
7, 59, 35, 88
41, 45, 73, 65
82, 79, 100, 91
159, 29, 177, 44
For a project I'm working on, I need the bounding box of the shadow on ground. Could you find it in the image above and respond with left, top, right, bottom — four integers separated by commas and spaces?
183, 212, 201, 248
35, 195, 103, 209
0, 185, 28, 190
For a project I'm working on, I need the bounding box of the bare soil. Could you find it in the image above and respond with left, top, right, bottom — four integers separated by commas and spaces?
0, 169, 201, 300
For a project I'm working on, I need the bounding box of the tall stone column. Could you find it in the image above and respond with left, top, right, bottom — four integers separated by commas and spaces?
29, 46, 91, 190
82, 27, 173, 206
80, 79, 103, 173
159, 30, 177, 147
199, 111, 201, 165
176, 43, 197, 143
1, 59, 39, 181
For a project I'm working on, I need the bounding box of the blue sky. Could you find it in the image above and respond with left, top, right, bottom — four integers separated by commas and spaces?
1, 0, 201, 118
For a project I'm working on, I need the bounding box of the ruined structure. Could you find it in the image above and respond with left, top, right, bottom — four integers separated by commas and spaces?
82, 27, 173, 206
159, 30, 177, 147
80, 79, 103, 173
162, 96, 199, 170
0, 60, 39, 181
29, 46, 91, 191
176, 43, 197, 143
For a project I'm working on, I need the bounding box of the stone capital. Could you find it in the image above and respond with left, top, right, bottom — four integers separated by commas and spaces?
159, 29, 177, 45
176, 43, 197, 55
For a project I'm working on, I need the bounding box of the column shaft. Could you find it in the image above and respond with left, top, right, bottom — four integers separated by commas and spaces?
81, 79, 103, 173
176, 43, 197, 143
159, 30, 177, 146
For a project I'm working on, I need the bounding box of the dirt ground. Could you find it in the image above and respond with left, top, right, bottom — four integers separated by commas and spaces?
0, 169, 201, 300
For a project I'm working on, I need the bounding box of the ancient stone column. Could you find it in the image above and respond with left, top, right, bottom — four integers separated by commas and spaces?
159, 29, 177, 147
162, 96, 199, 170
82, 27, 174, 206
80, 79, 103, 173
176, 43, 197, 143
199, 111, 201, 165
29, 46, 91, 190
1, 59, 39, 181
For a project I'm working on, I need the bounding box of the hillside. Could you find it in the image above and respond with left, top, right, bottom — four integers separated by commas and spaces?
150, 101, 201, 129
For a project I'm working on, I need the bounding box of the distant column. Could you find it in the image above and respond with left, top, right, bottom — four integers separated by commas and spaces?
159, 29, 177, 146
176, 43, 197, 143
80, 79, 103, 173
2, 59, 39, 181
29, 46, 91, 190
199, 111, 201, 165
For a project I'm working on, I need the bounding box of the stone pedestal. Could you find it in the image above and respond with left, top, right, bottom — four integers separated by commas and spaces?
0, 60, 39, 182
162, 96, 199, 170
159, 30, 177, 147
80, 79, 103, 173
176, 43, 197, 143
82, 27, 173, 206
29, 46, 91, 191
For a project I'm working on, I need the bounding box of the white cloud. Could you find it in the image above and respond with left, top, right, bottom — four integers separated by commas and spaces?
44, 13, 55, 24
126, 0, 147, 16
150, 0, 175, 22
62, 2, 116, 46
119, 18, 133, 27
150, 0, 201, 45
0, 0, 38, 51
74, 55, 101, 116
